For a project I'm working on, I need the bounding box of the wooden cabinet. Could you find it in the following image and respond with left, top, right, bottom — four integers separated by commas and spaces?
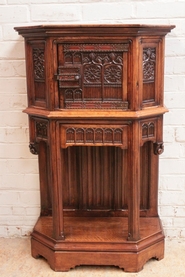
15, 24, 175, 272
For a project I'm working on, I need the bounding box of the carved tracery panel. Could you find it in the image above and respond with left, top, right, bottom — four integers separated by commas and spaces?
57, 43, 129, 109
143, 48, 156, 83
142, 45, 157, 106
36, 121, 48, 139
60, 124, 128, 149
28, 40, 46, 106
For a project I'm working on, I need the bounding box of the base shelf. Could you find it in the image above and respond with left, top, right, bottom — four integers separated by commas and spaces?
31, 216, 165, 272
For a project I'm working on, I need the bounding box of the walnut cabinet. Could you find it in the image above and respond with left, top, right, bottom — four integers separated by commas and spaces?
15, 24, 175, 272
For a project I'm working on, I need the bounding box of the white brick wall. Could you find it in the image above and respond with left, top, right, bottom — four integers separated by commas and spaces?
0, 0, 185, 238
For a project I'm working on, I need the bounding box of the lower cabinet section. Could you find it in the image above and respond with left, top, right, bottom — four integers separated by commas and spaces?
39, 143, 158, 216
31, 216, 164, 272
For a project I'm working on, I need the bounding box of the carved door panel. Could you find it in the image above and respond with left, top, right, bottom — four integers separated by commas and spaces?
57, 43, 129, 109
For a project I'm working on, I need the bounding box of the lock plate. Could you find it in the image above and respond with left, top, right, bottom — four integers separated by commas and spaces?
56, 66, 81, 88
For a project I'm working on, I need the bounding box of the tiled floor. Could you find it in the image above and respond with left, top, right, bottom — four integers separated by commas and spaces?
0, 238, 185, 277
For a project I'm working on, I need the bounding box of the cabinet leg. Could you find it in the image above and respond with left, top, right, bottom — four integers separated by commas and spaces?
31, 245, 41, 259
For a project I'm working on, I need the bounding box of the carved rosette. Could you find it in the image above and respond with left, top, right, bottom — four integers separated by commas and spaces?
104, 65, 122, 84
82, 52, 123, 87
84, 64, 101, 84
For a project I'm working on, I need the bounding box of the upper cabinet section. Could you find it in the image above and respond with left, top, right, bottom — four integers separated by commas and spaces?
15, 24, 175, 112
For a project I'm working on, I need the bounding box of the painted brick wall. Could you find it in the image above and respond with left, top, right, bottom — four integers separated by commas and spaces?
0, 0, 185, 238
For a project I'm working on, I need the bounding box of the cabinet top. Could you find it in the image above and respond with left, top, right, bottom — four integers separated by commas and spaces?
14, 24, 175, 37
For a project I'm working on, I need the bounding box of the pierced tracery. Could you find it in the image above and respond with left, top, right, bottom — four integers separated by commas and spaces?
33, 48, 45, 81
143, 48, 156, 83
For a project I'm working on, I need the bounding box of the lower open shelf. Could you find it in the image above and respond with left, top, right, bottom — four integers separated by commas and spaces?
31, 216, 165, 272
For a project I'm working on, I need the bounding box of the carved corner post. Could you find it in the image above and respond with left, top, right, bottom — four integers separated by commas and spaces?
151, 115, 164, 216
28, 118, 52, 217
127, 37, 141, 241
49, 120, 65, 240
127, 120, 140, 241
37, 141, 50, 216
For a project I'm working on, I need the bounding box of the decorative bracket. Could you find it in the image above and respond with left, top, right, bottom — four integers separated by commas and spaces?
29, 142, 39, 155
153, 142, 164, 155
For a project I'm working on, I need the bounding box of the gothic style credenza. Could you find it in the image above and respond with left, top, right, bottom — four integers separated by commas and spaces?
15, 24, 175, 272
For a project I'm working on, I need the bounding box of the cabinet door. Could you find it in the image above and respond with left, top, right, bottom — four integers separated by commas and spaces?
57, 43, 129, 109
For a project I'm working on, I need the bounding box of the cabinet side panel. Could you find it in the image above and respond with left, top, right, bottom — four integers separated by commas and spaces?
142, 47, 156, 104
26, 40, 46, 108
140, 38, 164, 108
